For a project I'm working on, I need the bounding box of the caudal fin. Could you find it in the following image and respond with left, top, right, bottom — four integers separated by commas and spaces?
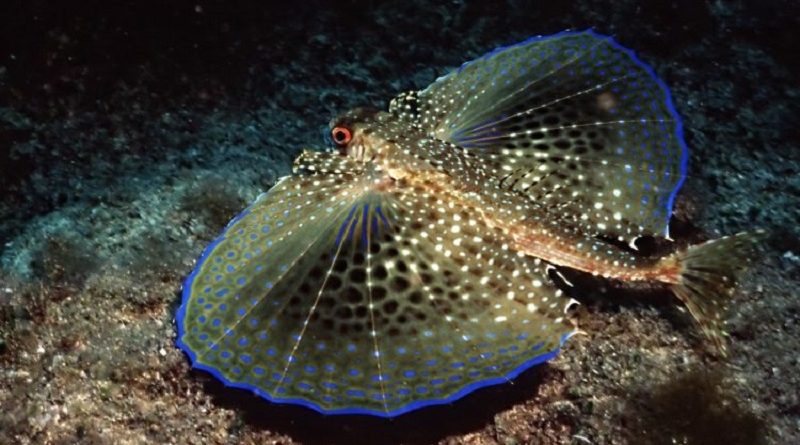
670, 230, 766, 355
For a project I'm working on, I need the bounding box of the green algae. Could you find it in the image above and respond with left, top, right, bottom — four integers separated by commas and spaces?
627, 367, 768, 445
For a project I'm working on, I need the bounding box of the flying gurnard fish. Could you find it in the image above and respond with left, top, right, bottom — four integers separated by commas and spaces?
176, 30, 762, 417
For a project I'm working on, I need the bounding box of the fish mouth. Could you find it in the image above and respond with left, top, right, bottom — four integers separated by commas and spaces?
348, 131, 374, 162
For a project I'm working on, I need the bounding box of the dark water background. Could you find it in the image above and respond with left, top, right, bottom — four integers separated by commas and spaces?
1, 1, 798, 444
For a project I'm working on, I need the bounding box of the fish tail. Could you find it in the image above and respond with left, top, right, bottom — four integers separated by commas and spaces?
669, 230, 766, 355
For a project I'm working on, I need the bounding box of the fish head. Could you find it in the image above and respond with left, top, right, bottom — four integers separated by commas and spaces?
329, 107, 425, 174
329, 107, 386, 162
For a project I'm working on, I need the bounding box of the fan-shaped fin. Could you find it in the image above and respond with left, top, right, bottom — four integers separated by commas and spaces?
177, 151, 574, 416
391, 30, 688, 238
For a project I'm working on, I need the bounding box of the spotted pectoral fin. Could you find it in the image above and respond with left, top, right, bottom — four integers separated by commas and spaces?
359, 184, 575, 415
177, 164, 575, 416
402, 30, 688, 239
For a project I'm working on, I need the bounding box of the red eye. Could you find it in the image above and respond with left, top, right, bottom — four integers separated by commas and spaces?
331, 126, 352, 145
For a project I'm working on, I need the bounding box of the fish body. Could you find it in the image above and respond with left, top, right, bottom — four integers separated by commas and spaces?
176, 30, 761, 417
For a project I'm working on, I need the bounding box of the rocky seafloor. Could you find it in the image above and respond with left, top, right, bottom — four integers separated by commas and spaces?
1, 1, 798, 444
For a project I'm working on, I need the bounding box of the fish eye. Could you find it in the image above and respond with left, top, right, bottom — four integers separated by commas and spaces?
331, 126, 352, 146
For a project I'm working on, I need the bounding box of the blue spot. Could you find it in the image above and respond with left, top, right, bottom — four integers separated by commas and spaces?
238, 337, 249, 346
267, 348, 277, 356
198, 315, 207, 323
237, 308, 246, 317
253, 367, 265, 375
404, 370, 416, 378
241, 354, 252, 364
215, 288, 229, 298
226, 265, 236, 273
416, 386, 428, 394
258, 331, 268, 340
220, 351, 232, 359
236, 277, 246, 286
261, 226, 270, 234
227, 251, 235, 258
297, 382, 312, 391
219, 303, 227, 311
212, 318, 221, 327
322, 381, 338, 390
348, 369, 360, 377
346, 389, 366, 398
304, 365, 317, 374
